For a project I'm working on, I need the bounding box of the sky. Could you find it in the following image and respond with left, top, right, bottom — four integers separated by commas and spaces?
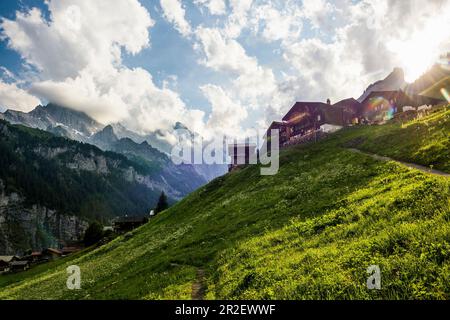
0, 0, 449, 139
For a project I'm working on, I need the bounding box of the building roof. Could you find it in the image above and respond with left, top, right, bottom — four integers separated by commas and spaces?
265, 121, 288, 137
10, 261, 29, 266
332, 98, 361, 109
44, 248, 62, 255
282, 102, 328, 122
62, 247, 80, 253
0, 256, 18, 263
363, 90, 401, 98
269, 121, 288, 127
114, 216, 148, 224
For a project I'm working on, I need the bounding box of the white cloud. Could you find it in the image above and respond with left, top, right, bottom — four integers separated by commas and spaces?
282, 37, 366, 103
0, 0, 206, 134
251, 2, 303, 43
301, 0, 335, 30
0, 81, 41, 112
223, 0, 254, 38
160, 0, 192, 37
194, 0, 227, 15
201, 84, 248, 136
195, 27, 258, 75
1, 1, 154, 80
195, 24, 290, 135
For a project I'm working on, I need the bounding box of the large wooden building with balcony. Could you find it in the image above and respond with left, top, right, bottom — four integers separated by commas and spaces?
266, 90, 444, 147
266, 98, 362, 145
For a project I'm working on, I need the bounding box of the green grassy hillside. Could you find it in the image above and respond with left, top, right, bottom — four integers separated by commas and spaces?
340, 106, 450, 172
0, 108, 449, 300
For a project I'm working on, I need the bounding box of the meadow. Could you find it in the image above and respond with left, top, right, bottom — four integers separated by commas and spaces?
0, 107, 449, 300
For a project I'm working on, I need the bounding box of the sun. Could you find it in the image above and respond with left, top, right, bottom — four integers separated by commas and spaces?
387, 15, 450, 83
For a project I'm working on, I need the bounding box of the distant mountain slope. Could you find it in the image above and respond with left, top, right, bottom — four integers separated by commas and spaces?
358, 68, 407, 102
1, 103, 102, 142
358, 63, 450, 104
1, 107, 448, 299
405, 63, 450, 96
108, 136, 207, 197
419, 76, 450, 101
1, 104, 227, 182
110, 122, 228, 181
91, 125, 119, 150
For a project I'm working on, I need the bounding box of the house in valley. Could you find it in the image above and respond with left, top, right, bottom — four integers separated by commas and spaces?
9, 260, 30, 272
30, 251, 43, 263
0, 260, 9, 273
0, 256, 19, 273
42, 248, 62, 261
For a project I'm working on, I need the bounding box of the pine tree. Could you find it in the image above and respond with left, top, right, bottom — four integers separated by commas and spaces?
154, 191, 169, 214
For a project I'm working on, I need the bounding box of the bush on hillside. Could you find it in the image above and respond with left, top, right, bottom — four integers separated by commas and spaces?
83, 222, 104, 247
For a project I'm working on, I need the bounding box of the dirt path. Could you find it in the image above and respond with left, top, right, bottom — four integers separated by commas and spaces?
347, 148, 450, 178
191, 268, 206, 300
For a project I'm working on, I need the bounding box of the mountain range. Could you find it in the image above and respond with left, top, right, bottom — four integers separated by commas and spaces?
0, 104, 226, 254
0, 103, 227, 182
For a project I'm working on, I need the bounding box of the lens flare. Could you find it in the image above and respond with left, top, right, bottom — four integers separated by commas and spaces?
366, 97, 396, 120
441, 88, 450, 103
387, 11, 450, 82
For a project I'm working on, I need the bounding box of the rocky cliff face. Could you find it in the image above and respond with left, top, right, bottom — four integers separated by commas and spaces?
0, 180, 88, 255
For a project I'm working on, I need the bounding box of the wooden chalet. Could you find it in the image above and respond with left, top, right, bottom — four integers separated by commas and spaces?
0, 256, 19, 273
330, 98, 363, 125
30, 251, 43, 263
227, 143, 257, 171
42, 248, 62, 261
267, 98, 362, 146
9, 260, 30, 272
360, 90, 444, 122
